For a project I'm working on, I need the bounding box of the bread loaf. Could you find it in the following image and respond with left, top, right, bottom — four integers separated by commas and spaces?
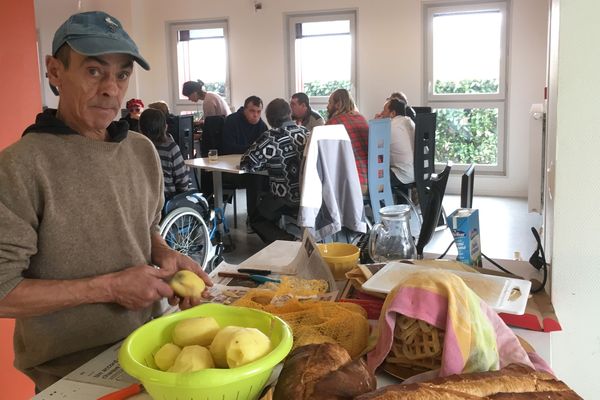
355, 364, 582, 399
273, 343, 376, 400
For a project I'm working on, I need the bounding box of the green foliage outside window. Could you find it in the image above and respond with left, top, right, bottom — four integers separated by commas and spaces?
304, 80, 351, 96
434, 79, 500, 165
204, 81, 225, 96
435, 108, 498, 165
434, 79, 498, 94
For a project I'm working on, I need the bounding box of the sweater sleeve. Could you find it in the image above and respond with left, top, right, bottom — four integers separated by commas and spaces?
171, 144, 190, 193
240, 130, 270, 172
0, 150, 39, 298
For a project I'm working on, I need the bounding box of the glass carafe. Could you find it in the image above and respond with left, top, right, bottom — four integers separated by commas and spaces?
368, 205, 416, 262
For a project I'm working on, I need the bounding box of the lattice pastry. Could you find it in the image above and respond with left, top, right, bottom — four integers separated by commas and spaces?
385, 315, 444, 371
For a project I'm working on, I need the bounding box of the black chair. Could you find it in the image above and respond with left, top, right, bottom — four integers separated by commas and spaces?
415, 163, 451, 258
199, 115, 239, 228
201, 115, 225, 157
393, 113, 436, 214
170, 114, 194, 159
461, 163, 476, 209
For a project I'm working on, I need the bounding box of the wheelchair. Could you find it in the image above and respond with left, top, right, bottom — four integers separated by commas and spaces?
158, 190, 223, 273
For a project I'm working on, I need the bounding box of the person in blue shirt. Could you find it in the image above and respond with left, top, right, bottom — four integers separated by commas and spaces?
221, 96, 268, 155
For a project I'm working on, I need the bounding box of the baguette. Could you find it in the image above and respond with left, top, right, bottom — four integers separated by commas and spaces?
355, 364, 582, 400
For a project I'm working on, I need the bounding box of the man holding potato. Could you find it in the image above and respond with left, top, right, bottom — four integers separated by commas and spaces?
0, 11, 211, 391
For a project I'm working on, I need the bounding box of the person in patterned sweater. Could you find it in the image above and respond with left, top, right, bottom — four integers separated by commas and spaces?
326, 89, 369, 194
241, 98, 309, 243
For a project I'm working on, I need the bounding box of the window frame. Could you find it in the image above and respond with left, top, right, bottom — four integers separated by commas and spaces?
168, 19, 231, 111
424, 1, 509, 174
285, 10, 357, 110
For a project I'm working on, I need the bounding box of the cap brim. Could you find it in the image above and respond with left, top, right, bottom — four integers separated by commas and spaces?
67, 36, 150, 70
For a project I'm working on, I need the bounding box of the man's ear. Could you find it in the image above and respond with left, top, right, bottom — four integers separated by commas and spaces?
45, 55, 62, 89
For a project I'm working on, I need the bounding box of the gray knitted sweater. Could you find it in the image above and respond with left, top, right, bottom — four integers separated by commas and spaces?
0, 111, 163, 389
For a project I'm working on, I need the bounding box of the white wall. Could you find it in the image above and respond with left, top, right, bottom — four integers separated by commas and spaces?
547, 0, 600, 397
35, 0, 548, 197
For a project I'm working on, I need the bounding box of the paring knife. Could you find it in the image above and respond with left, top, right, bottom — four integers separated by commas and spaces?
237, 268, 272, 275
218, 272, 280, 283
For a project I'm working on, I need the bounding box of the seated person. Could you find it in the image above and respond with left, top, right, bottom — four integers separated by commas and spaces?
378, 98, 416, 195
240, 98, 310, 244
374, 91, 416, 121
121, 98, 144, 132
148, 100, 178, 141
222, 95, 268, 155
290, 92, 324, 132
139, 109, 190, 200
326, 88, 369, 194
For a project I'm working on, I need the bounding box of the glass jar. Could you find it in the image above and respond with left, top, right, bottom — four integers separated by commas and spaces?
368, 205, 416, 262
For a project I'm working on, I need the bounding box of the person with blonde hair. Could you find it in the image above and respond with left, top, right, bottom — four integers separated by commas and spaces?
326, 89, 369, 193
148, 100, 170, 116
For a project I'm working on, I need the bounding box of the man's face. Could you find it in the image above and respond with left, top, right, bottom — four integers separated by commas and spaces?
290, 98, 307, 120
47, 51, 133, 134
128, 105, 143, 119
187, 92, 200, 102
243, 103, 262, 125
380, 101, 392, 118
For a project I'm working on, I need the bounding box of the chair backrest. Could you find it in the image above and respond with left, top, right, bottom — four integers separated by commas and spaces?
173, 114, 194, 160
413, 112, 437, 213
201, 115, 226, 157
416, 163, 451, 258
461, 163, 476, 208
413, 106, 433, 115
367, 118, 394, 223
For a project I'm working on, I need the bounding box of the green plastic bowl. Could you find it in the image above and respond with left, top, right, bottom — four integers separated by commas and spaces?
118, 303, 293, 400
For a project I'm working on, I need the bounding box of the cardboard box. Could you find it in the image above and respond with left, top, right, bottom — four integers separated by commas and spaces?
447, 208, 482, 267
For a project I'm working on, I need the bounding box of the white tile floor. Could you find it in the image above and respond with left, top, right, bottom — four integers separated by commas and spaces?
218, 189, 543, 267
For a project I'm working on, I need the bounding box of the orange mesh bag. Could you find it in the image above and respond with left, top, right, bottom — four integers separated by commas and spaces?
233, 281, 369, 358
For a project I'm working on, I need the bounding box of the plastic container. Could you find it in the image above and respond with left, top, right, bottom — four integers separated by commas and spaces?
317, 243, 360, 279
118, 303, 293, 400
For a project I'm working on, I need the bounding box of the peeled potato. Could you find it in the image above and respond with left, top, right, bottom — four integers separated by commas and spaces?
209, 326, 243, 368
169, 270, 206, 298
226, 327, 272, 368
172, 317, 220, 347
154, 342, 181, 371
168, 345, 214, 373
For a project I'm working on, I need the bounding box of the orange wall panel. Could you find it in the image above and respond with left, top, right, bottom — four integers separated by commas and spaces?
0, 0, 42, 150
0, 0, 40, 397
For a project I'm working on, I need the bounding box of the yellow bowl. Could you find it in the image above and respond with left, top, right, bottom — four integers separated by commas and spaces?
317, 243, 360, 279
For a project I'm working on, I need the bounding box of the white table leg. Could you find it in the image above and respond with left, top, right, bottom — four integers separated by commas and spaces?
213, 171, 224, 212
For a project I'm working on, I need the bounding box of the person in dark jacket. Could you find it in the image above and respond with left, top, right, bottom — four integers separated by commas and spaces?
221, 96, 267, 155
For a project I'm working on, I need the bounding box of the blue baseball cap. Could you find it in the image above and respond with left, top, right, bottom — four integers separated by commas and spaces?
52, 11, 150, 71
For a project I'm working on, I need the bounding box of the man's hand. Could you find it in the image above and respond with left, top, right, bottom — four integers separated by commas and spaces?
151, 233, 213, 310
105, 264, 174, 310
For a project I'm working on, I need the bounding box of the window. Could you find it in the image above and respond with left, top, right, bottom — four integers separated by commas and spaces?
425, 2, 508, 172
169, 20, 230, 112
287, 11, 357, 115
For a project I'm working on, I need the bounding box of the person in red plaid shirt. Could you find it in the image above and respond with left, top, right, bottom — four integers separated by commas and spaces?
326, 89, 369, 194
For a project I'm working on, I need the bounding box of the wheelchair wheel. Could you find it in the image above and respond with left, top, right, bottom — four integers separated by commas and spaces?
159, 207, 211, 270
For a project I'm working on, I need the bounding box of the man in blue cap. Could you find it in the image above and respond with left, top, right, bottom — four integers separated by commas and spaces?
0, 11, 211, 391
